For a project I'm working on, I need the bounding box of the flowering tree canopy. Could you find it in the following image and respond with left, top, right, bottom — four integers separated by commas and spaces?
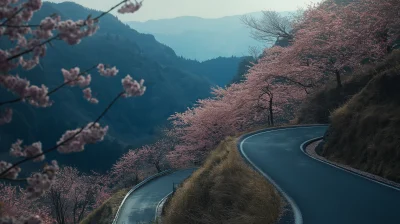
0, 0, 146, 223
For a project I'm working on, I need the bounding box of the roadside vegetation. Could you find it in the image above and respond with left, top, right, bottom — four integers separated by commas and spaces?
2, 0, 400, 223
162, 137, 282, 224
320, 51, 400, 182
297, 51, 400, 124
80, 188, 129, 224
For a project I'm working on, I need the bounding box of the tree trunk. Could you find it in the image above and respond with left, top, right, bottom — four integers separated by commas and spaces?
335, 70, 342, 88
155, 163, 161, 173
269, 98, 274, 126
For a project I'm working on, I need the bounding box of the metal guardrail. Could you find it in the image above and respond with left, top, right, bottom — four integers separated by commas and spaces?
112, 169, 175, 224
172, 182, 181, 192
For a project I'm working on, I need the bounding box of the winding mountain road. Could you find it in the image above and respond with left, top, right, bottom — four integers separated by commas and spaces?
240, 126, 400, 224
115, 125, 400, 224
114, 168, 196, 224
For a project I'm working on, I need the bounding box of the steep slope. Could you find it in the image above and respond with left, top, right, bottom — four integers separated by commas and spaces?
321, 50, 400, 182
38, 2, 243, 87
0, 2, 219, 173
297, 51, 400, 124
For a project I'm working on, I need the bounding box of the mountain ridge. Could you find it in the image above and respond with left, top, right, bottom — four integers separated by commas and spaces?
0, 1, 244, 173
126, 11, 293, 61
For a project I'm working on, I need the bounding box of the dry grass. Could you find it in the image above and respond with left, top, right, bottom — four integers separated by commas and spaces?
162, 137, 282, 224
80, 188, 129, 224
322, 53, 400, 182
296, 50, 400, 124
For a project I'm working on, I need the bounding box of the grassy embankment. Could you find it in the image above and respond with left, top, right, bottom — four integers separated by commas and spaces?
322, 53, 400, 182
80, 188, 129, 224
297, 50, 400, 183
162, 136, 282, 224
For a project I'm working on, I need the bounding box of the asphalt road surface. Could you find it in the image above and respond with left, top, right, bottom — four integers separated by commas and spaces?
240, 126, 400, 224
115, 168, 196, 224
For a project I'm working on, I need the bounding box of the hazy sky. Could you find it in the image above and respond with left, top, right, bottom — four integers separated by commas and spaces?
46, 0, 323, 22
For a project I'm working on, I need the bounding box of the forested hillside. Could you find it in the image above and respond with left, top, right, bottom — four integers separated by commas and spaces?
0, 1, 242, 173
2, 0, 399, 223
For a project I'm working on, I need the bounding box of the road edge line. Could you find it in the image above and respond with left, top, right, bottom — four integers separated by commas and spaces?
112, 169, 175, 224
154, 191, 173, 223
300, 137, 400, 192
236, 126, 328, 224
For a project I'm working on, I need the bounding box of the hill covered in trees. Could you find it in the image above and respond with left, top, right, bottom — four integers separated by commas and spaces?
0, 1, 243, 173
126, 11, 294, 61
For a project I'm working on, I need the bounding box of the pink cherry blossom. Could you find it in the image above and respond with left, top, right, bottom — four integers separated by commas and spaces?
61, 67, 80, 83
0, 49, 16, 72
61, 67, 92, 88
0, 0, 148, 222
0, 75, 52, 107
82, 87, 99, 104
24, 0, 42, 11
19, 56, 40, 70
57, 19, 98, 45
121, 75, 146, 97
26, 160, 59, 199
0, 161, 21, 179
97, 63, 119, 77
10, 140, 44, 162
117, 1, 142, 14
57, 122, 108, 153
0, 108, 13, 125
0, 182, 53, 223
33, 16, 60, 39
110, 149, 150, 187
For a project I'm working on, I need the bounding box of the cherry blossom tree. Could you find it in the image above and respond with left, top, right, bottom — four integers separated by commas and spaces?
241, 10, 294, 43
45, 167, 110, 224
109, 149, 146, 190
290, 0, 398, 88
0, 183, 54, 223
164, 0, 400, 169
136, 139, 173, 173
0, 0, 145, 223
167, 83, 266, 166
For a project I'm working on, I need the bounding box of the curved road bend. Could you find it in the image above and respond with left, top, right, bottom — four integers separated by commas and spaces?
240, 126, 400, 224
116, 168, 196, 224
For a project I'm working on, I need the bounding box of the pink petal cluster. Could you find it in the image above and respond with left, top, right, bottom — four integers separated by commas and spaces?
0, 0, 46, 71
0, 108, 13, 125
61, 67, 91, 88
0, 161, 21, 179
57, 122, 108, 153
33, 16, 60, 39
97, 63, 119, 77
117, 1, 142, 14
24, 0, 43, 11
26, 160, 59, 199
21, 215, 43, 224
10, 140, 44, 162
57, 19, 98, 45
0, 50, 17, 73
0, 75, 52, 107
0, 215, 43, 224
121, 75, 146, 97
15, 39, 47, 71
1, 0, 41, 33
19, 56, 40, 70
82, 87, 99, 104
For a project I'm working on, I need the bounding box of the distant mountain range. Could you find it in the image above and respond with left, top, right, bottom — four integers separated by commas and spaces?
0, 2, 244, 173
126, 12, 293, 61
